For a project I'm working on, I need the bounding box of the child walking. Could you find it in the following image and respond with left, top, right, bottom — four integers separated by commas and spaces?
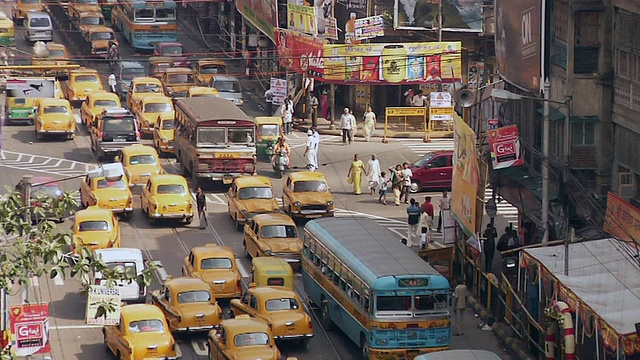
378, 171, 389, 205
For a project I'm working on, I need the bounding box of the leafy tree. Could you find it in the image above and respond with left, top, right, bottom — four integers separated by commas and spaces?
0, 185, 160, 358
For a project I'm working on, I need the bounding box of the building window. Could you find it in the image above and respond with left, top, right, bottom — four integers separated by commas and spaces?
616, 50, 630, 79
571, 122, 595, 146
574, 11, 600, 74
552, 1, 569, 69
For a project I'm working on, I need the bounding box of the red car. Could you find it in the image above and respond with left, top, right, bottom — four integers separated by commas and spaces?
410, 150, 454, 193
15, 176, 66, 221
153, 42, 190, 68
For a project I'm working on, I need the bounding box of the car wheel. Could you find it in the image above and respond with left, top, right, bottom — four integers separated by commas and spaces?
102, 331, 109, 352
320, 301, 333, 331
235, 219, 243, 232
184, 216, 193, 225
410, 180, 421, 193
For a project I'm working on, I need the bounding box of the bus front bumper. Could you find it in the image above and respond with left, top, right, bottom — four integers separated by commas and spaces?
369, 346, 451, 360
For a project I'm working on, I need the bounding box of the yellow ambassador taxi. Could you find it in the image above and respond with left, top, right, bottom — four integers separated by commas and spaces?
153, 113, 175, 156
282, 171, 335, 219
242, 213, 302, 267
34, 98, 75, 141
140, 174, 193, 225
103, 304, 178, 360
188, 86, 219, 98
115, 144, 163, 187
230, 285, 313, 346
79, 91, 120, 128
71, 205, 120, 254
182, 244, 242, 299
79, 163, 134, 219
227, 176, 280, 231
64, 68, 104, 103
151, 276, 223, 333
207, 315, 280, 360
133, 95, 174, 136
126, 77, 164, 111
12, 0, 44, 24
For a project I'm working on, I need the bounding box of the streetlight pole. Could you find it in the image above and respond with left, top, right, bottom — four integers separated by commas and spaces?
542, 79, 550, 243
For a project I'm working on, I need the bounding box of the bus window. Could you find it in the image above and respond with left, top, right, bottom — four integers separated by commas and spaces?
415, 293, 449, 311
332, 270, 340, 285
377, 295, 411, 311
155, 8, 175, 20
134, 9, 153, 22
364, 295, 371, 312
229, 128, 254, 144
197, 127, 225, 146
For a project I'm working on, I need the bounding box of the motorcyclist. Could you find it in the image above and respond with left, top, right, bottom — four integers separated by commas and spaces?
108, 41, 119, 61
272, 136, 290, 168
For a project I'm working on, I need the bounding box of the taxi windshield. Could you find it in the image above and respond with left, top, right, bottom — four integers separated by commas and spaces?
106, 261, 136, 277
75, 75, 98, 83
49, 50, 65, 57
238, 187, 272, 200
234, 332, 269, 347
161, 119, 175, 130
94, 100, 118, 108
90, 32, 114, 41
33, 184, 63, 198
161, 46, 182, 55
96, 179, 126, 189
43, 106, 68, 114
80, 17, 104, 26
201, 258, 232, 270
128, 155, 156, 165
78, 220, 109, 231
200, 65, 223, 74
144, 103, 172, 113
265, 298, 299, 311
191, 93, 218, 98
121, 68, 145, 80
135, 84, 161, 93
22, 0, 39, 4
259, 124, 279, 136
261, 225, 297, 239
167, 74, 195, 84
177, 290, 210, 304
156, 184, 184, 194
128, 319, 164, 333
293, 180, 327, 192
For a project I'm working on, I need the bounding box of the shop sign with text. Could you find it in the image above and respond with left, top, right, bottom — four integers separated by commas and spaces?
9, 303, 50, 357
604, 192, 640, 248
236, 0, 278, 42
354, 15, 385, 40
86, 286, 121, 326
451, 114, 480, 236
270, 78, 287, 105
275, 29, 327, 78
488, 125, 523, 169
287, 4, 318, 36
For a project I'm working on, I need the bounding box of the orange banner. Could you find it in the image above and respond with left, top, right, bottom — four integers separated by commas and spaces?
451, 115, 480, 236
603, 192, 640, 246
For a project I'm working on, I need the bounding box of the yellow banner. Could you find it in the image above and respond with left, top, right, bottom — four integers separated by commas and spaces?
451, 114, 481, 236
429, 107, 454, 115
386, 107, 427, 116
287, 4, 317, 36
603, 192, 640, 247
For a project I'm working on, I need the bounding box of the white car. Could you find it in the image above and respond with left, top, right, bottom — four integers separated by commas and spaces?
91, 248, 147, 303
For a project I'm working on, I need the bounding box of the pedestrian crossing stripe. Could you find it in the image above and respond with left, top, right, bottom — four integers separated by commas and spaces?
400, 138, 455, 157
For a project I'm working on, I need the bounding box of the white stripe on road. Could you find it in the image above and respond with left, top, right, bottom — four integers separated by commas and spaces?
237, 260, 250, 278
30, 276, 39, 287
191, 340, 208, 356
53, 273, 64, 286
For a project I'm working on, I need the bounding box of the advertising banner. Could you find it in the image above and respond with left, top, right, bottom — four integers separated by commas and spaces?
495, 0, 541, 92
334, 0, 368, 43
323, 41, 462, 84
393, 0, 483, 32
451, 114, 480, 236
325, 16, 339, 39
603, 192, 640, 247
276, 29, 327, 78
86, 286, 121, 326
235, 0, 278, 42
354, 15, 385, 40
270, 78, 287, 105
488, 125, 523, 169
9, 303, 50, 356
6, 78, 56, 98
287, 4, 318, 36
468, 60, 484, 91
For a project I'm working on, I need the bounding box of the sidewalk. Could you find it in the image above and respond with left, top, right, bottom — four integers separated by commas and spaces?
293, 116, 447, 140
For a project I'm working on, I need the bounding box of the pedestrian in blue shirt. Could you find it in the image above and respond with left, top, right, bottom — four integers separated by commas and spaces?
406, 199, 421, 247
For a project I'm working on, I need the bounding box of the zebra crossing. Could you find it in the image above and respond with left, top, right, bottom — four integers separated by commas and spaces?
398, 138, 455, 157
0, 150, 98, 177
484, 188, 518, 221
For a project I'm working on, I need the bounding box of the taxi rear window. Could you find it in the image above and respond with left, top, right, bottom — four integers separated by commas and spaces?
201, 258, 232, 270
79, 220, 108, 231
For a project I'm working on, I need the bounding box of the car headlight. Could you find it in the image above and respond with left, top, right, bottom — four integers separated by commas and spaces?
240, 209, 248, 216
294, 201, 301, 208
161, 137, 168, 142
264, 249, 271, 256
236, 99, 244, 105
273, 208, 280, 213
327, 201, 334, 206
375, 339, 388, 346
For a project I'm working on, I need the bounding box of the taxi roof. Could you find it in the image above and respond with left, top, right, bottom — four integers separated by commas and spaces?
251, 257, 292, 270
87, 25, 114, 33
164, 68, 194, 74
164, 277, 210, 292
88, 91, 119, 101
121, 304, 165, 321
46, 42, 66, 50
189, 86, 218, 94
288, 171, 327, 182
222, 317, 270, 336
149, 56, 173, 63
94, 247, 143, 263
251, 213, 295, 226
233, 176, 272, 188
38, 98, 70, 106
71, 67, 99, 75
140, 95, 172, 104
78, 10, 103, 17
74, 205, 113, 221
197, 58, 225, 65
249, 286, 297, 300
121, 144, 158, 156
149, 174, 187, 186
254, 116, 282, 125
131, 77, 162, 84
191, 244, 235, 259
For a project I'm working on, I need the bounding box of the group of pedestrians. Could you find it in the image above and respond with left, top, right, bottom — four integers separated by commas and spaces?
405, 193, 451, 249
340, 106, 378, 144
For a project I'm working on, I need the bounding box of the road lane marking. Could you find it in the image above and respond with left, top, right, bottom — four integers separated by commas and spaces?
237, 261, 250, 278
50, 325, 102, 330
176, 344, 182, 358
53, 273, 64, 286
30, 276, 39, 287
74, 114, 82, 124
191, 340, 208, 356
211, 194, 226, 205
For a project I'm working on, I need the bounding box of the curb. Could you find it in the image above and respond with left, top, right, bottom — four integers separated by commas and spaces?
466, 296, 536, 360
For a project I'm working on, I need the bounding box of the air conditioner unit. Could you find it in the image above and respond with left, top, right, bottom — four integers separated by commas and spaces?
619, 172, 635, 198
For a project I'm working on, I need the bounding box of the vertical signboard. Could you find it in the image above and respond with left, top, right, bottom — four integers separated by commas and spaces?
9, 303, 50, 357
270, 78, 287, 105
86, 286, 121, 326
495, 0, 541, 92
487, 125, 524, 169
451, 114, 481, 236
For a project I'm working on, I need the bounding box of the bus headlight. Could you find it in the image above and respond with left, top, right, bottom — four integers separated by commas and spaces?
375, 339, 388, 346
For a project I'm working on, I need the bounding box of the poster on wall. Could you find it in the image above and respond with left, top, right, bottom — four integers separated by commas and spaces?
236, 0, 278, 41
275, 28, 327, 78
354, 15, 385, 40
393, 0, 483, 32
487, 125, 523, 169
9, 304, 50, 357
334, 0, 368, 43
468, 60, 484, 91
287, 4, 318, 35
451, 114, 480, 236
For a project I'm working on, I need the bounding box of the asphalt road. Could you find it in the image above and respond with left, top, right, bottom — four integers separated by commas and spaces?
1, 4, 515, 359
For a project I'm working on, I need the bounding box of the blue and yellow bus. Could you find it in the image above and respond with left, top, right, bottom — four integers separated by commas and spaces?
302, 218, 451, 359
110, 0, 177, 50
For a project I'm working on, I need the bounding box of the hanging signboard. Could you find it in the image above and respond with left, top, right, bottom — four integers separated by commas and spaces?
9, 303, 50, 357
487, 125, 524, 169
354, 15, 385, 40
86, 285, 121, 326
287, 4, 318, 36
270, 78, 287, 106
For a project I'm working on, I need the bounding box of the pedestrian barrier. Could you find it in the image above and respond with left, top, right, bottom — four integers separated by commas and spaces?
383, 106, 454, 143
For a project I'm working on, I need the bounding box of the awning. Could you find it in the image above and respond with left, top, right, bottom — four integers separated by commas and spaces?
571, 0, 605, 11
536, 107, 566, 121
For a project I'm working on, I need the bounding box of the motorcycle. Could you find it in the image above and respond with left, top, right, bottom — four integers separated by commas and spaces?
272, 150, 288, 179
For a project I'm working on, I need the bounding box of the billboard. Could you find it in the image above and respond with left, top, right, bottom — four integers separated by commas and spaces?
275, 28, 327, 77
451, 114, 480, 236
603, 192, 640, 248
9, 304, 50, 357
323, 42, 462, 84
334, 0, 368, 43
495, 0, 541, 92
354, 15, 385, 40
287, 4, 318, 35
236, 0, 278, 42
393, 0, 483, 32
6, 78, 56, 98
488, 125, 524, 169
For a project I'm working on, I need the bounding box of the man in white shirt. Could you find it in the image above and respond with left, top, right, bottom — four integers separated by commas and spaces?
303, 129, 319, 170
411, 90, 426, 107
339, 107, 355, 145
437, 190, 451, 232
108, 73, 117, 94
400, 162, 413, 203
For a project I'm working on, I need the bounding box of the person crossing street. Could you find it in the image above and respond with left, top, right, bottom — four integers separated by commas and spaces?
303, 129, 319, 171
196, 187, 208, 229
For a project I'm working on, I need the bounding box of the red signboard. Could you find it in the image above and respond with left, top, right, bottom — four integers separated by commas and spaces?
275, 28, 326, 79
9, 303, 50, 355
488, 125, 523, 170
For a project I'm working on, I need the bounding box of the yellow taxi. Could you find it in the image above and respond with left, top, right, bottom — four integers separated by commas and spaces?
161, 67, 197, 99
242, 214, 302, 267
207, 315, 280, 360
151, 276, 223, 333
79, 163, 134, 219
194, 58, 227, 84
115, 144, 163, 187
153, 113, 175, 156
140, 174, 193, 225
188, 86, 219, 98
71, 205, 120, 254
64, 68, 104, 103
85, 26, 117, 58
79, 91, 121, 128
103, 304, 178, 360
12, 0, 44, 24
34, 98, 75, 141
282, 171, 335, 219
227, 176, 280, 231
230, 285, 313, 346
182, 244, 242, 299
133, 95, 173, 136
251, 257, 294, 290
76, 11, 104, 34
31, 42, 69, 66
126, 76, 164, 110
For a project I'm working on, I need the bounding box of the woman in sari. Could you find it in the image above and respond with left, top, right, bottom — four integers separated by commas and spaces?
347, 153, 368, 195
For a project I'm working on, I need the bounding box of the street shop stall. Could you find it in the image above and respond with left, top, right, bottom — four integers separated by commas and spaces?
521, 239, 640, 359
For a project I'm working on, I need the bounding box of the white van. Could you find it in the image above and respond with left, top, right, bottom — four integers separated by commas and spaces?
92, 248, 147, 303
25, 11, 52, 42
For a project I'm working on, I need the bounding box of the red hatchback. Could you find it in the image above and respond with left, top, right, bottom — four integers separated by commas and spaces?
410, 150, 454, 193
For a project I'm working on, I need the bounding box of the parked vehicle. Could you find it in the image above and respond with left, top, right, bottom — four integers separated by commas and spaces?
34, 98, 75, 140
91, 247, 147, 302
209, 74, 244, 107
89, 108, 140, 161
410, 150, 454, 193
153, 41, 188, 67
24, 11, 52, 42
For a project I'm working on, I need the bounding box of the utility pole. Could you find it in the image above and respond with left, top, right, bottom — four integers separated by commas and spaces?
542, 80, 550, 243
21, 175, 32, 360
